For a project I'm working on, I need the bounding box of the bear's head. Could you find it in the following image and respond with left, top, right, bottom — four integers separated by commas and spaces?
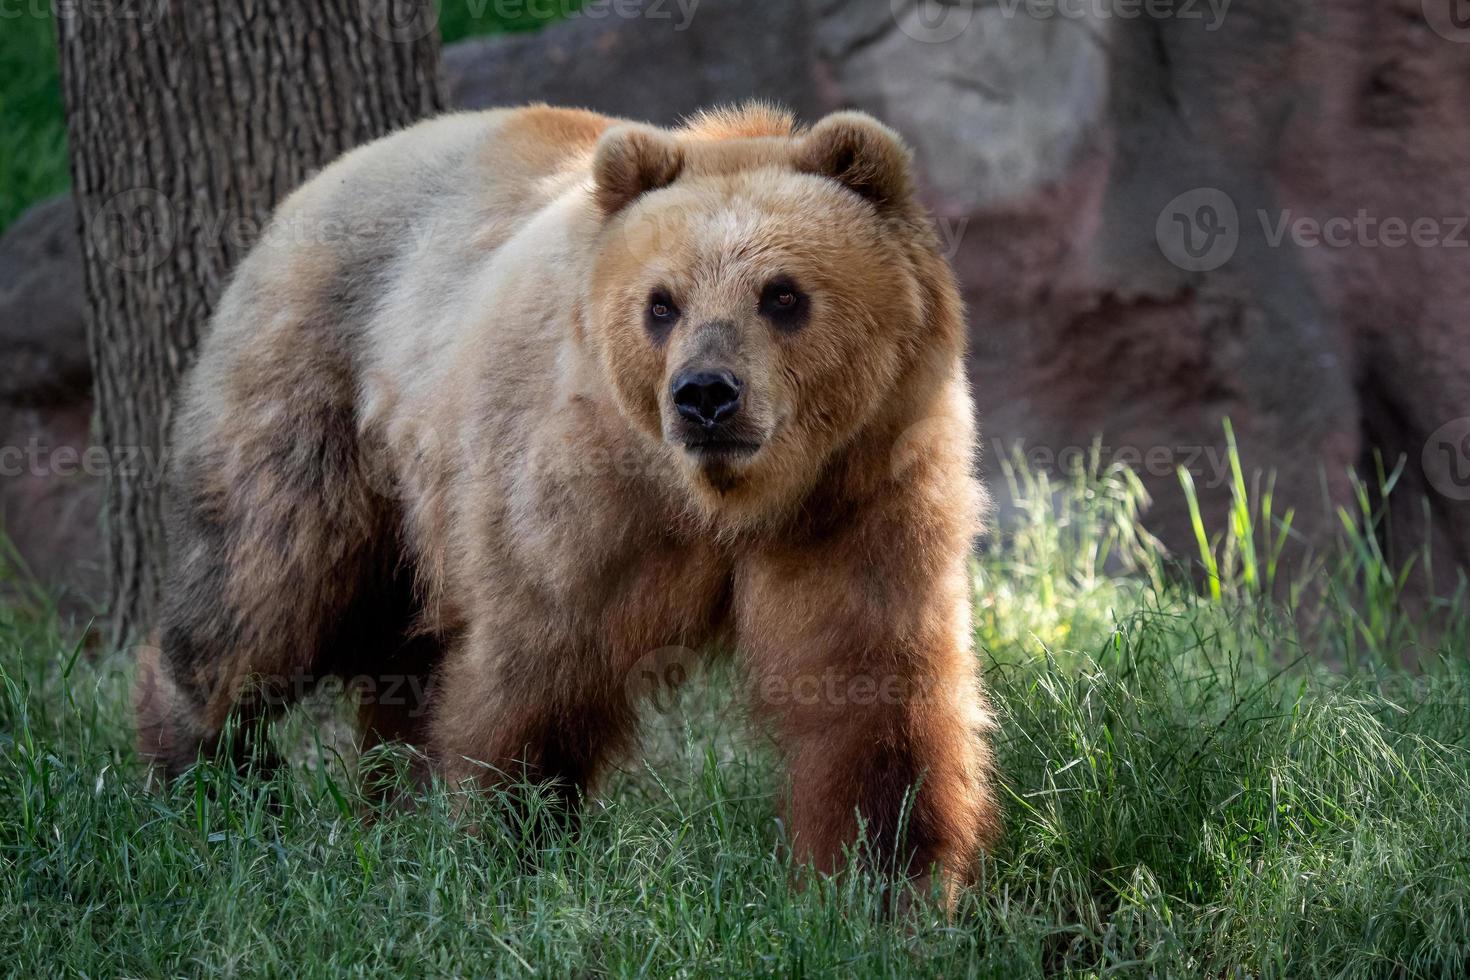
588, 105, 963, 526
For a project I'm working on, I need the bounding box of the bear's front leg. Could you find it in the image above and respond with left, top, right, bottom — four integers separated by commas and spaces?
427, 619, 637, 816
736, 520, 998, 905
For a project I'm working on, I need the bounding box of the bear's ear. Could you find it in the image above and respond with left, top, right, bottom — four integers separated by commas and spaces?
795, 112, 914, 210
592, 123, 684, 216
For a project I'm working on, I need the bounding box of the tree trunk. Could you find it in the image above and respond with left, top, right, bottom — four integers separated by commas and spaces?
56, 0, 443, 647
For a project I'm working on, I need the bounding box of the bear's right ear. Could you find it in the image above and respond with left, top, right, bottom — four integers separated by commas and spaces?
592, 124, 684, 216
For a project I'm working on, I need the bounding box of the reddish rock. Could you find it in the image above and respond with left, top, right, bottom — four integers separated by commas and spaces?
0, 195, 104, 613
816, 0, 1467, 613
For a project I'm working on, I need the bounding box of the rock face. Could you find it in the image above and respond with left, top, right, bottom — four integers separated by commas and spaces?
444, 0, 824, 125
8, 0, 1468, 615
0, 196, 89, 408
1272, 1, 1470, 600
809, 0, 1470, 612
0, 195, 104, 613
812, 1, 1109, 210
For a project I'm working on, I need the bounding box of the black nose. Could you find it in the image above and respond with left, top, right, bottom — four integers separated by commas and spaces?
672, 369, 743, 427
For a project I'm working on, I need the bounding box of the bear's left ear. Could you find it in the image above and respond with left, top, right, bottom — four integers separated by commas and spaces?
592, 123, 684, 216
795, 112, 914, 210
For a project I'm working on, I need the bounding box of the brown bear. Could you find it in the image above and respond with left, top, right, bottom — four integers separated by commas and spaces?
134, 102, 998, 899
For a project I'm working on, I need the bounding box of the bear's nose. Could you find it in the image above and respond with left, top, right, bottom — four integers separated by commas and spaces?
671, 369, 743, 428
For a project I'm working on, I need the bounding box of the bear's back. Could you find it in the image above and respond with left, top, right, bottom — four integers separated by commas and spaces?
175, 107, 616, 457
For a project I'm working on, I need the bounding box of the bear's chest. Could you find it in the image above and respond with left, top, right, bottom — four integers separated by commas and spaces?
493, 443, 732, 655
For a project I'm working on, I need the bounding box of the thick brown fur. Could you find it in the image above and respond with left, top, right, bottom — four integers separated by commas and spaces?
140, 102, 999, 901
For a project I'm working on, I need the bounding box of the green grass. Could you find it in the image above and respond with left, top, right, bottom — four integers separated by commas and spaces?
437, 0, 584, 44
0, 5, 68, 231
0, 2, 573, 234
4, 453, 1469, 977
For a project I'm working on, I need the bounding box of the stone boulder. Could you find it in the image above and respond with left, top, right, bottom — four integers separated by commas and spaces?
0, 194, 104, 613
443, 0, 824, 125
812, 0, 1470, 615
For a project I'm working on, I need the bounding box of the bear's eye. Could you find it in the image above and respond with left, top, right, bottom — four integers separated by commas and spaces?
759, 278, 808, 331
645, 290, 680, 339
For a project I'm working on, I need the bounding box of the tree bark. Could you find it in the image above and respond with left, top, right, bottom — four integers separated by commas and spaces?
56, 0, 443, 647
